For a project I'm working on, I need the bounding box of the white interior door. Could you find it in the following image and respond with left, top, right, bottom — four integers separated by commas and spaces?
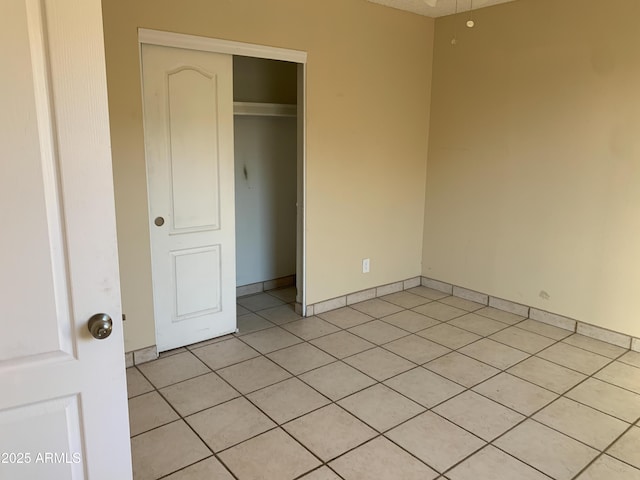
141, 44, 237, 352
0, 0, 131, 479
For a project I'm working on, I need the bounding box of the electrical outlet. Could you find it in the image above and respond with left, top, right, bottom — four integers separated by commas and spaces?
362, 258, 370, 273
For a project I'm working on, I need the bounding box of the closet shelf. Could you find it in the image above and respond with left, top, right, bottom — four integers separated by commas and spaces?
233, 102, 296, 117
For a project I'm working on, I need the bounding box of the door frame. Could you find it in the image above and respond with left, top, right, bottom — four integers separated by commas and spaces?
138, 29, 309, 322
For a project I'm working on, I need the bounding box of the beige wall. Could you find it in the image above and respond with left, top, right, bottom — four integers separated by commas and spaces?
423, 0, 640, 337
102, 0, 434, 351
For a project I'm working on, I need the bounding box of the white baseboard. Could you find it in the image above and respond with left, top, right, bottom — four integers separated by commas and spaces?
236, 275, 295, 297
422, 276, 638, 351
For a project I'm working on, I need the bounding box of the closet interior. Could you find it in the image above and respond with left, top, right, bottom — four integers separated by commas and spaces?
233, 56, 299, 298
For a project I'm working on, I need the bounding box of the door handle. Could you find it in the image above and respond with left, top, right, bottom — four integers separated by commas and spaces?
154, 216, 165, 226
88, 313, 113, 339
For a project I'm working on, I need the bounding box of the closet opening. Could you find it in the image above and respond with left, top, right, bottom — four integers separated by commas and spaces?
233, 56, 305, 314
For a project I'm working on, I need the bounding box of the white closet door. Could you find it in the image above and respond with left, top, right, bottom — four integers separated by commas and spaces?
141, 44, 237, 351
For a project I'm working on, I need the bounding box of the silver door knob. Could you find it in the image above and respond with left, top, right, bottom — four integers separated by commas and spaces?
154, 216, 165, 226
88, 313, 113, 339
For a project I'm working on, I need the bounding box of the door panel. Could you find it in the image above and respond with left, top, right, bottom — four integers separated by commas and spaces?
0, 0, 131, 478
1, 0, 69, 365
142, 44, 236, 352
173, 246, 222, 318
168, 68, 221, 231
0, 396, 83, 478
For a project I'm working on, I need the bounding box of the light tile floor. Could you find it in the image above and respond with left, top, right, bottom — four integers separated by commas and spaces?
127, 286, 640, 480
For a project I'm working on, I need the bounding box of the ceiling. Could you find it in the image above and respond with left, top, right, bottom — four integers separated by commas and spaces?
367, 0, 518, 18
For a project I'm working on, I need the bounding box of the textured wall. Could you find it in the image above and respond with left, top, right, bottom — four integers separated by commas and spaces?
423, 0, 640, 337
